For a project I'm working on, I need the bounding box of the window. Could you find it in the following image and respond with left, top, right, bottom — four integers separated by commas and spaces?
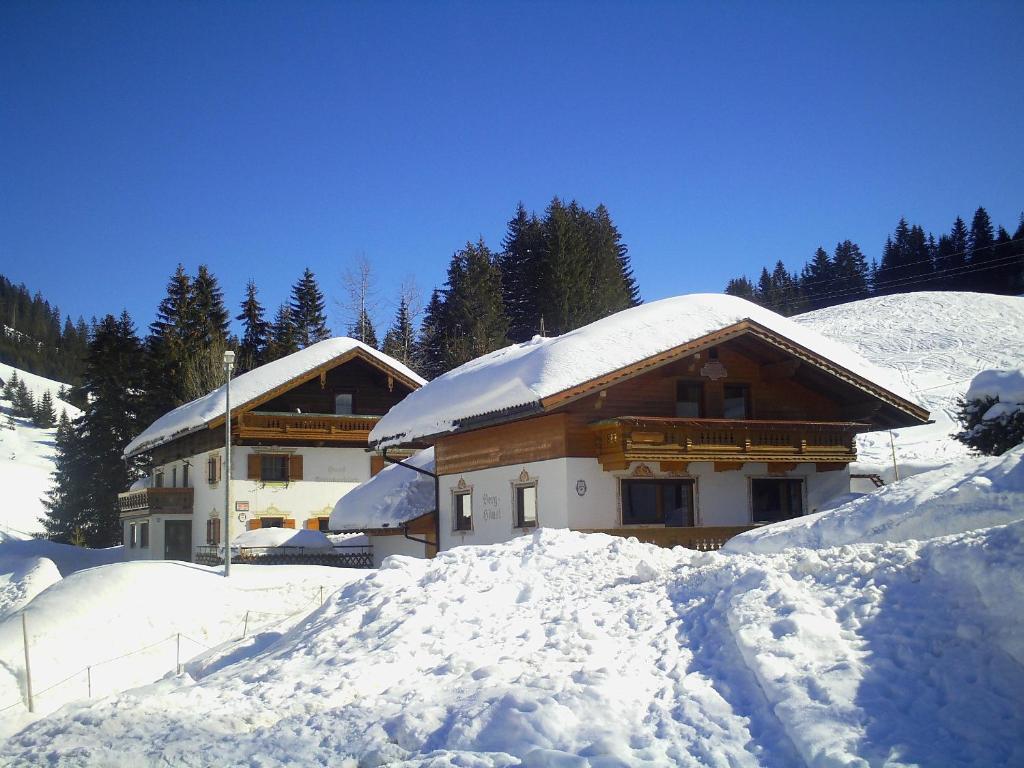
261, 454, 289, 482
317, 517, 331, 533
207, 455, 221, 484
139, 522, 149, 548
514, 484, 537, 528
621, 479, 695, 527
182, 463, 189, 488
155, 470, 164, 488
751, 479, 804, 523
676, 381, 703, 418
172, 466, 177, 488
335, 392, 354, 415
260, 517, 284, 528
129, 523, 137, 548
206, 518, 221, 545
723, 384, 750, 419
453, 491, 473, 531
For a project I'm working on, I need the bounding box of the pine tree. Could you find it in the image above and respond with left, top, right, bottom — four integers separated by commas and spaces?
33, 390, 56, 428
967, 207, 996, 292
725, 276, 757, 302
190, 265, 230, 344
349, 308, 378, 348
500, 203, 546, 343
14, 379, 33, 418
146, 264, 195, 418
831, 241, 870, 303
42, 410, 87, 541
415, 290, 447, 380
236, 280, 269, 373
2, 370, 17, 403
382, 298, 415, 366
289, 268, 331, 348
266, 304, 299, 361
800, 247, 834, 310
955, 395, 1024, 456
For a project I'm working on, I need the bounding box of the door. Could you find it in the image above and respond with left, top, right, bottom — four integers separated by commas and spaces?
164, 520, 193, 562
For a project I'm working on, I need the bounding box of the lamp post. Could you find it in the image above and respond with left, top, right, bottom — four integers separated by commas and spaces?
223, 349, 236, 577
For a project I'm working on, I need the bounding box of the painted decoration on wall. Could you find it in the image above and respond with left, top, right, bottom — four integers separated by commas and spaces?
700, 360, 728, 380
632, 463, 655, 478
576, 480, 587, 497
519, 468, 530, 483
457, 477, 467, 490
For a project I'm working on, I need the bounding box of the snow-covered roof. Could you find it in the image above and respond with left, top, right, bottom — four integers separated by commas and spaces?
125, 338, 426, 457
330, 447, 435, 530
371, 293, 925, 448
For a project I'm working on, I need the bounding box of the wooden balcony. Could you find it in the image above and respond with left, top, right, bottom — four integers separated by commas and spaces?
591, 417, 865, 470
578, 525, 755, 551
236, 411, 380, 444
117, 487, 194, 516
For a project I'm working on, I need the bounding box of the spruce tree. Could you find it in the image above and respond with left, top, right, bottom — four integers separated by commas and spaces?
831, 241, 870, 303
266, 304, 300, 361
382, 298, 415, 366
146, 264, 195, 418
725, 276, 757, 302
415, 290, 447, 380
800, 247, 834, 310
289, 268, 331, 348
42, 410, 88, 541
967, 207, 996, 292
349, 308, 379, 348
438, 239, 509, 371
34, 391, 56, 428
14, 379, 33, 418
237, 280, 270, 373
2, 370, 17, 402
191, 265, 230, 344
500, 203, 546, 343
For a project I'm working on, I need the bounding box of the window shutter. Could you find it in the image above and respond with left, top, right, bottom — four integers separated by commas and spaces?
206, 519, 212, 544
213, 518, 221, 545
217, 455, 223, 482
305, 518, 319, 530
289, 454, 303, 481
247, 519, 260, 531
282, 518, 296, 529
247, 454, 261, 480
370, 455, 385, 476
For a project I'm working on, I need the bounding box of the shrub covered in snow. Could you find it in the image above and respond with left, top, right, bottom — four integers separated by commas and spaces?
955, 369, 1024, 456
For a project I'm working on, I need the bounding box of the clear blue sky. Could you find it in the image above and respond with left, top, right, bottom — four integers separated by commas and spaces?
2, 1, 1021, 334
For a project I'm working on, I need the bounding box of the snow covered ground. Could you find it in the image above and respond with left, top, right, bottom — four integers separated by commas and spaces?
0, 363, 81, 537
796, 291, 1024, 480
2, 448, 1021, 766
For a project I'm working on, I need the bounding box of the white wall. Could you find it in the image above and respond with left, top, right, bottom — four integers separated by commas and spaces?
122, 513, 192, 561
369, 534, 428, 567
153, 445, 373, 557
437, 458, 852, 551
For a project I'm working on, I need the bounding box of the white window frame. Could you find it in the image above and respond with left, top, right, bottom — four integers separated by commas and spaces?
452, 487, 473, 533
511, 480, 539, 530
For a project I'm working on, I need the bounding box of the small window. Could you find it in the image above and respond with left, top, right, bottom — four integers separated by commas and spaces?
335, 393, 354, 415
723, 384, 750, 420
317, 517, 331, 533
751, 479, 804, 523
206, 518, 221, 545
676, 381, 703, 418
260, 517, 284, 529
621, 479, 695, 527
171, 466, 177, 488
139, 522, 149, 548
453, 491, 473, 531
129, 523, 137, 548
182, 463, 190, 488
155, 470, 164, 489
514, 484, 537, 528
261, 455, 289, 482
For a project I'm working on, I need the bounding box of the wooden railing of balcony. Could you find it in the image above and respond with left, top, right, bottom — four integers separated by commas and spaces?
591, 417, 865, 470
577, 525, 755, 551
236, 412, 380, 443
117, 487, 194, 515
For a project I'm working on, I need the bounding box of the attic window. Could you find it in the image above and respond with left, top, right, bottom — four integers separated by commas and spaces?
675, 381, 703, 418
335, 393, 354, 415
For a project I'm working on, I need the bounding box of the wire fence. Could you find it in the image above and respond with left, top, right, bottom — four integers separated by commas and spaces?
0, 583, 336, 717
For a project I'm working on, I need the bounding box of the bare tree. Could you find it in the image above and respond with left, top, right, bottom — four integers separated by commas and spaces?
337, 254, 381, 345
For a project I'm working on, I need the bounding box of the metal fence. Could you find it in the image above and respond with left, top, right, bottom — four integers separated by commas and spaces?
194, 544, 373, 569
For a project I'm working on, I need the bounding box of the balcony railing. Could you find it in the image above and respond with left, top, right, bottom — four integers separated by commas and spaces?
236, 411, 380, 443
591, 417, 865, 470
117, 487, 194, 515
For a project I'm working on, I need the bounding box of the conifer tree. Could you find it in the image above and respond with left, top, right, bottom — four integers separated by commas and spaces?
967, 207, 996, 292
415, 290, 447, 380
382, 298, 415, 366
34, 390, 56, 428
146, 264, 194, 418
266, 304, 300, 361
236, 280, 270, 373
800, 247, 834, 310
191, 265, 230, 344
831, 240, 870, 302
500, 204, 546, 343
725, 276, 757, 302
2, 371, 17, 403
289, 268, 331, 348
42, 410, 87, 541
437, 240, 509, 371
14, 379, 33, 418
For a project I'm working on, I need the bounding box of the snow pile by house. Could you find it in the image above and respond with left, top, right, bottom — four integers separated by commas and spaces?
0, 364, 81, 536
4, 451, 1023, 766
231, 527, 333, 550
372, 293, 917, 447
331, 447, 435, 530
0, 557, 364, 737
796, 291, 1024, 478
124, 338, 426, 457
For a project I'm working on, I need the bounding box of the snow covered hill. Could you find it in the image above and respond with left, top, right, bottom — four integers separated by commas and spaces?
0, 363, 80, 537
796, 291, 1024, 480
3, 450, 1022, 766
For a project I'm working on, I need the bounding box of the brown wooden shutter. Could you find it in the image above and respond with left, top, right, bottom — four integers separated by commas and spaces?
305, 518, 319, 530
205, 519, 212, 543
217, 455, 223, 482
282, 518, 296, 529
213, 518, 221, 545
289, 454, 303, 481
247, 454, 261, 480
247, 519, 260, 531
370, 455, 385, 476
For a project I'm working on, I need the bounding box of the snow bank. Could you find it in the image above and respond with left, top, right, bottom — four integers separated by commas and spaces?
330, 447, 435, 530
0, 561, 365, 734
0, 531, 122, 577
372, 293, 919, 447
0, 556, 61, 619
6, 463, 1023, 767
965, 368, 1024, 422
231, 527, 332, 550
124, 338, 426, 457
725, 446, 1024, 554
796, 291, 1024, 478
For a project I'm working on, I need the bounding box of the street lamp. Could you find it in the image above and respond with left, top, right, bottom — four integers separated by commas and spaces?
223, 349, 236, 577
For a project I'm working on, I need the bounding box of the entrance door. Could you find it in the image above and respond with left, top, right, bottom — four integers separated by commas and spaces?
164, 520, 193, 562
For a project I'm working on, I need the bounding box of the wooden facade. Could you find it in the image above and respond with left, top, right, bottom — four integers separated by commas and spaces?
118, 487, 194, 517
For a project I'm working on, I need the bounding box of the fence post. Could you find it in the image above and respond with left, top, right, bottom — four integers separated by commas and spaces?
176, 633, 182, 675
319, 586, 324, 606
242, 610, 249, 640
87, 666, 92, 699
21, 612, 33, 713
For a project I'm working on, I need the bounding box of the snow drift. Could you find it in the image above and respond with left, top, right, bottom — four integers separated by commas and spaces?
3, 450, 1023, 766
